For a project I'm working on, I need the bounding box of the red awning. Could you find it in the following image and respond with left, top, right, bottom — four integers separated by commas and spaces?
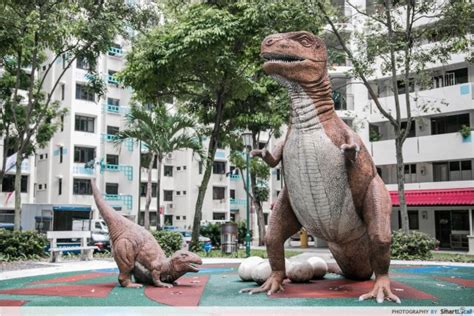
390, 188, 474, 206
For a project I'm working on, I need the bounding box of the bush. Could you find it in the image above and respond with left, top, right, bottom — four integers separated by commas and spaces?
237, 221, 252, 245
0, 229, 48, 261
151, 230, 183, 257
200, 223, 221, 247
391, 230, 436, 260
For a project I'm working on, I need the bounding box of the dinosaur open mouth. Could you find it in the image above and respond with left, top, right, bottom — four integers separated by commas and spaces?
262, 52, 305, 64
187, 262, 200, 272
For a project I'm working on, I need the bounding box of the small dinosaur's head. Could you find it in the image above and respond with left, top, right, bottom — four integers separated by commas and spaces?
169, 250, 203, 273
261, 31, 328, 84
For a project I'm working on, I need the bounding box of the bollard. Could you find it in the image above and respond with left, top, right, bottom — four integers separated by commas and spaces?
300, 228, 308, 248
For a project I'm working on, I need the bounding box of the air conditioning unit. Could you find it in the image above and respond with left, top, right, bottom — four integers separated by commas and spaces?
168, 203, 173, 209
166, 153, 173, 160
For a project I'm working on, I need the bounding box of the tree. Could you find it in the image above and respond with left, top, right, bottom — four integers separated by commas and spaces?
116, 105, 203, 230
0, 0, 156, 230
312, 0, 472, 232
226, 76, 289, 246
120, 0, 326, 249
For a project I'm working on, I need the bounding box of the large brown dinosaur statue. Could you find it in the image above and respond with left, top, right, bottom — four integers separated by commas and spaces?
241, 31, 400, 304
91, 180, 202, 288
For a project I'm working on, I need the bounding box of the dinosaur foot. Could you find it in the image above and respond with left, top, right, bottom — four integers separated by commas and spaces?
239, 271, 285, 296
359, 275, 401, 304
124, 282, 143, 288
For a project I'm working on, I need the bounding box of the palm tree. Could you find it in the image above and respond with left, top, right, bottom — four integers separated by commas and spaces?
117, 104, 203, 230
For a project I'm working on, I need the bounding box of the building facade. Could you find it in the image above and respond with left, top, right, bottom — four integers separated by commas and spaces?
1, 0, 472, 253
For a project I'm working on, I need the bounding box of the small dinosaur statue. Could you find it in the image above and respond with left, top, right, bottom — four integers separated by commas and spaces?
91, 179, 202, 288
241, 31, 400, 304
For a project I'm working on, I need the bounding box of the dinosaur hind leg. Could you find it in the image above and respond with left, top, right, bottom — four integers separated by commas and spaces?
114, 239, 143, 288
327, 233, 373, 280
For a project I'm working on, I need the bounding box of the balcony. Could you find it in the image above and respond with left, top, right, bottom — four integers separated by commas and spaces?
108, 47, 123, 57
107, 74, 119, 85
103, 194, 132, 210
101, 134, 134, 152
215, 149, 226, 159
230, 198, 247, 206
100, 162, 133, 181
103, 103, 130, 115
72, 163, 94, 175
371, 131, 474, 165
369, 83, 473, 122
230, 174, 241, 181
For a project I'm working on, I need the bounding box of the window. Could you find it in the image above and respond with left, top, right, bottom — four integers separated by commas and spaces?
138, 212, 158, 227
183, 166, 187, 170
73, 178, 92, 195
106, 183, 119, 195
183, 191, 186, 195
230, 189, 236, 199
107, 126, 119, 135
74, 147, 95, 163
451, 210, 469, 231
183, 216, 186, 220
164, 165, 173, 177
396, 79, 414, 95
401, 120, 416, 138
107, 97, 120, 106
60, 115, 64, 132
164, 190, 173, 201
140, 183, 157, 197
213, 212, 226, 220
106, 154, 119, 165
264, 213, 269, 225
213, 187, 225, 200
75, 83, 95, 102
141, 154, 157, 169
434, 160, 473, 181
276, 190, 280, 197
404, 164, 417, 183
445, 68, 468, 87
199, 161, 203, 174
108, 43, 122, 56
60, 84, 65, 100
75, 115, 95, 133
213, 161, 226, 174
176, 216, 181, 220
276, 168, 281, 181
76, 56, 89, 70
38, 184, 42, 190
408, 210, 419, 230
59, 147, 63, 163
176, 191, 181, 196
431, 113, 470, 135
177, 166, 181, 171
2, 175, 28, 193
58, 178, 62, 195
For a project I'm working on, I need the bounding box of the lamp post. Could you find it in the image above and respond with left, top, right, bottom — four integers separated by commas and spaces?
241, 130, 253, 257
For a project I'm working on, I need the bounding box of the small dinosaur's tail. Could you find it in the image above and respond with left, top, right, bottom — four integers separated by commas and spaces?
91, 179, 126, 231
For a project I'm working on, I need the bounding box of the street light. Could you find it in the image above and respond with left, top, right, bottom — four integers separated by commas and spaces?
241, 129, 253, 258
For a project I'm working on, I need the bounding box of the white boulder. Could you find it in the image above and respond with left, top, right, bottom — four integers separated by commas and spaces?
251, 260, 272, 285
238, 256, 264, 281
287, 261, 314, 283
306, 256, 328, 279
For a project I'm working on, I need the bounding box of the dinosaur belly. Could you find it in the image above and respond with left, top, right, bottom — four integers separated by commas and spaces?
283, 127, 366, 243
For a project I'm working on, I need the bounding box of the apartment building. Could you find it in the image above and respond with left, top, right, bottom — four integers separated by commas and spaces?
1, 0, 472, 253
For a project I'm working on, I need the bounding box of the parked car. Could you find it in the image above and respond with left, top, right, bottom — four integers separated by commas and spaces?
0, 223, 14, 231
72, 219, 110, 251
177, 230, 211, 245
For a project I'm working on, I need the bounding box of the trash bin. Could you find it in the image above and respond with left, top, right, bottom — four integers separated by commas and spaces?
221, 222, 238, 254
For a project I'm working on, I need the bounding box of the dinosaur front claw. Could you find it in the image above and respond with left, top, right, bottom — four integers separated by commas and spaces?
239, 271, 285, 296
359, 275, 401, 304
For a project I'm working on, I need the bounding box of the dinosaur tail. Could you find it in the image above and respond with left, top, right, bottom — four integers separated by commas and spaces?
91, 179, 123, 228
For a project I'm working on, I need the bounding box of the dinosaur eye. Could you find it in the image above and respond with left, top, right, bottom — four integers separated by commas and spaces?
297, 35, 313, 47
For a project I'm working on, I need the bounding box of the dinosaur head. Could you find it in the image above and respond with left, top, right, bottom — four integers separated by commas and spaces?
169, 250, 203, 274
261, 31, 328, 84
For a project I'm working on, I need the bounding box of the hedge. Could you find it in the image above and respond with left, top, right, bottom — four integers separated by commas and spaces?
0, 229, 48, 261
391, 230, 437, 260
151, 230, 183, 256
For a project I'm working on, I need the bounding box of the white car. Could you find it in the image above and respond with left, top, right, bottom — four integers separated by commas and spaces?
178, 230, 211, 245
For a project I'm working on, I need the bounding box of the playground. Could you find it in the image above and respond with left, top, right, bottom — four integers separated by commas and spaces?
0, 259, 473, 308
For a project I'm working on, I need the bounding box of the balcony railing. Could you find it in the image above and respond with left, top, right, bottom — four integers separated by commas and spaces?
108, 47, 123, 57
72, 164, 94, 175
103, 103, 130, 115
230, 174, 241, 181
230, 198, 246, 206
100, 162, 133, 181
101, 134, 134, 152
107, 74, 119, 85
103, 194, 132, 210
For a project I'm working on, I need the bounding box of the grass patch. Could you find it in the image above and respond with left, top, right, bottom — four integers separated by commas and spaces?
197, 249, 300, 259
430, 252, 474, 263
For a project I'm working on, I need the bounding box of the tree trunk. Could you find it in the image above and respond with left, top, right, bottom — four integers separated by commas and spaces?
191, 93, 225, 249
156, 157, 162, 230
144, 153, 155, 230
395, 138, 409, 233
250, 172, 266, 246
13, 154, 22, 231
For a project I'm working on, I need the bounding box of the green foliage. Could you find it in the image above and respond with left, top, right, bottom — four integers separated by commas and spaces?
236, 221, 252, 245
391, 230, 436, 260
200, 223, 222, 247
151, 230, 183, 257
0, 229, 48, 261
459, 125, 472, 138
